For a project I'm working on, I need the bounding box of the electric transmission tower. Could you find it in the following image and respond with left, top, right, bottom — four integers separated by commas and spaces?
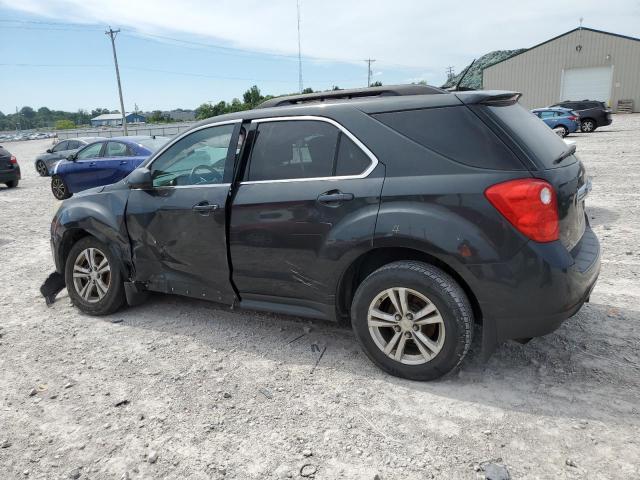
365, 58, 376, 87
297, 0, 303, 93
105, 27, 128, 135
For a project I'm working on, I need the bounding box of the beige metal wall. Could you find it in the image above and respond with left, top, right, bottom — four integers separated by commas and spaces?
483, 29, 640, 112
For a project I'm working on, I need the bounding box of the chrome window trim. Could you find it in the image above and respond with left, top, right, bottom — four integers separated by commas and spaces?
241, 115, 379, 185
146, 119, 241, 171
149, 183, 232, 190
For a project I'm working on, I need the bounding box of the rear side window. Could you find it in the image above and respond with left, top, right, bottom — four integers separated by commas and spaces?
335, 134, 371, 176
373, 106, 523, 170
105, 142, 131, 157
487, 103, 573, 169
247, 121, 337, 181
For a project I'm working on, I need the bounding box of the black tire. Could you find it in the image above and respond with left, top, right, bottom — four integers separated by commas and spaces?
51, 175, 71, 200
64, 236, 125, 315
5, 179, 18, 188
351, 261, 473, 381
580, 119, 596, 133
556, 125, 569, 137
36, 160, 48, 176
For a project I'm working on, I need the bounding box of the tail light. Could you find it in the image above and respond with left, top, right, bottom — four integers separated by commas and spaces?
568, 116, 578, 121
10, 155, 17, 164
485, 178, 559, 242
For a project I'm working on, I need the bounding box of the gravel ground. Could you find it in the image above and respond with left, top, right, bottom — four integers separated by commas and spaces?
1, 117, 639, 480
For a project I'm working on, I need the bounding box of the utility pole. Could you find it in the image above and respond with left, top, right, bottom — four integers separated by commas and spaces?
365, 58, 376, 87
105, 27, 128, 135
296, 0, 303, 93
446, 66, 455, 82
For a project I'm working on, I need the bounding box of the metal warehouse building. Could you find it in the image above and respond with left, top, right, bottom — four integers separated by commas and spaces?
483, 27, 640, 112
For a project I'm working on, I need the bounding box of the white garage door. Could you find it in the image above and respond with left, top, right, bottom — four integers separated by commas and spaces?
560, 66, 613, 103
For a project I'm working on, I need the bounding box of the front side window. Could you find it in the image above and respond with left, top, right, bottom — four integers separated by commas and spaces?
151, 124, 234, 187
105, 142, 130, 157
76, 142, 104, 160
53, 141, 68, 152
247, 121, 339, 181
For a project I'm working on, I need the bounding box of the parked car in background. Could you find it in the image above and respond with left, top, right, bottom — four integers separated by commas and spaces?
531, 107, 580, 137
50, 136, 169, 199
0, 145, 21, 188
34, 137, 106, 176
46, 86, 600, 381
549, 100, 612, 132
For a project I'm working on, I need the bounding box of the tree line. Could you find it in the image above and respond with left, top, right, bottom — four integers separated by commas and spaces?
1, 83, 380, 131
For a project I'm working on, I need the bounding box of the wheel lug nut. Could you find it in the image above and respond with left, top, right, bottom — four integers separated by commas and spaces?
404, 332, 411, 338
394, 326, 401, 332
406, 313, 413, 320
394, 314, 402, 321
412, 325, 419, 331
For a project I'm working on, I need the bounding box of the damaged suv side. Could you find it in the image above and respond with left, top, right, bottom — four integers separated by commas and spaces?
47, 85, 600, 380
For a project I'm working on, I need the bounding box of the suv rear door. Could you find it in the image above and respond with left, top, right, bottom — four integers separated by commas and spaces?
230, 117, 384, 310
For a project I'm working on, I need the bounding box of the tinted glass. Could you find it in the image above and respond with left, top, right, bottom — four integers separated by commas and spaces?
539, 111, 555, 119
105, 142, 130, 157
76, 142, 103, 160
487, 103, 574, 169
335, 134, 371, 176
151, 124, 234, 187
247, 121, 338, 181
53, 141, 68, 152
373, 106, 523, 170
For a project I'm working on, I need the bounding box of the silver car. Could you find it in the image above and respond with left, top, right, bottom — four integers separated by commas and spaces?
34, 137, 105, 176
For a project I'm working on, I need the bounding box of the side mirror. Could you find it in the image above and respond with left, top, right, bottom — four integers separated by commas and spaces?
66, 154, 76, 161
46, 148, 53, 153
127, 167, 153, 190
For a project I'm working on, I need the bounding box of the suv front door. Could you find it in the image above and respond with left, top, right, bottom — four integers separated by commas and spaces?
125, 121, 240, 303
230, 117, 384, 311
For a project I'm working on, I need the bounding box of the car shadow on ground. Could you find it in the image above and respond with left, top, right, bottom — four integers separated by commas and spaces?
69, 290, 640, 426
587, 205, 620, 227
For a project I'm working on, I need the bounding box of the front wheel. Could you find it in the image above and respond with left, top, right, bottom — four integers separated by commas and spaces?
556, 125, 569, 137
64, 236, 125, 315
580, 119, 596, 133
351, 261, 473, 381
36, 160, 48, 176
51, 175, 71, 200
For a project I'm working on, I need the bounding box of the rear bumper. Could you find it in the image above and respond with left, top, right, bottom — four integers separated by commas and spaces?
600, 116, 613, 126
0, 167, 20, 182
466, 224, 600, 343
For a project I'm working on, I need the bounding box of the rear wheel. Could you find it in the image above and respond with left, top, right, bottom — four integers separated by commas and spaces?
64, 236, 125, 315
5, 179, 18, 188
51, 175, 71, 200
36, 160, 48, 176
351, 261, 473, 381
581, 119, 596, 133
556, 125, 569, 137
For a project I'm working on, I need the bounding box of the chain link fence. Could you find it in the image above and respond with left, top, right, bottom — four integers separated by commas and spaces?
54, 122, 197, 140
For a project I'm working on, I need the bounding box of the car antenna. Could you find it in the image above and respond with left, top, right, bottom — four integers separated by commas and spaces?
454, 59, 475, 91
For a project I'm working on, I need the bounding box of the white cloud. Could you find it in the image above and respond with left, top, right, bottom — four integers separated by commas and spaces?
1, 0, 639, 83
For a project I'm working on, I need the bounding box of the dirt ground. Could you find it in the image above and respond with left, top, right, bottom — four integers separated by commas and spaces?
1, 116, 639, 480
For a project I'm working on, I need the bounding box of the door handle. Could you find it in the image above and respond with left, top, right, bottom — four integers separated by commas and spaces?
89, 162, 96, 166
317, 191, 354, 205
192, 202, 219, 214
119, 160, 128, 165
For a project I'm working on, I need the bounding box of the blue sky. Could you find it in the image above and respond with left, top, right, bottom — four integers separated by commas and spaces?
0, 0, 638, 113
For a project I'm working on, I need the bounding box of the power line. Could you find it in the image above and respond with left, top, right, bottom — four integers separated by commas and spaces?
105, 27, 128, 136
364, 58, 376, 87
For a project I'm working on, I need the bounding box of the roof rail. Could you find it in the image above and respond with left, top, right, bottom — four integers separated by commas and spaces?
256, 84, 446, 109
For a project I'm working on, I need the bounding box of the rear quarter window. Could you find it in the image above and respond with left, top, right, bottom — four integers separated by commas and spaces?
486, 103, 574, 169
372, 106, 524, 170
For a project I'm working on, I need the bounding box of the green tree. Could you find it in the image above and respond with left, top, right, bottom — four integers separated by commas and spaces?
301, 87, 314, 94
91, 108, 109, 117
242, 85, 264, 108
148, 110, 170, 123
370, 81, 383, 87
55, 119, 75, 130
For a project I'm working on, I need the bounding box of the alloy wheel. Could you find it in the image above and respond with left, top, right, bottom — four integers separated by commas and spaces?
52, 177, 66, 199
581, 120, 595, 132
367, 287, 445, 365
72, 247, 111, 303
36, 161, 48, 176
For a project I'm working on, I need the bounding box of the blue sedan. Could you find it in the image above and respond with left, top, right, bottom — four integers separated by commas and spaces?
531, 107, 581, 137
50, 136, 168, 200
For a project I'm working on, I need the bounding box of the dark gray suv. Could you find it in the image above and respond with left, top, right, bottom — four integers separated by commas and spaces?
46, 85, 600, 380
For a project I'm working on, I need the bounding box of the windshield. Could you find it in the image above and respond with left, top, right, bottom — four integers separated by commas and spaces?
486, 103, 576, 169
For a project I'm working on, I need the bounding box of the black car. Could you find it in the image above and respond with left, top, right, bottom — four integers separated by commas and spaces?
46, 85, 600, 380
0, 145, 21, 188
550, 100, 612, 132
